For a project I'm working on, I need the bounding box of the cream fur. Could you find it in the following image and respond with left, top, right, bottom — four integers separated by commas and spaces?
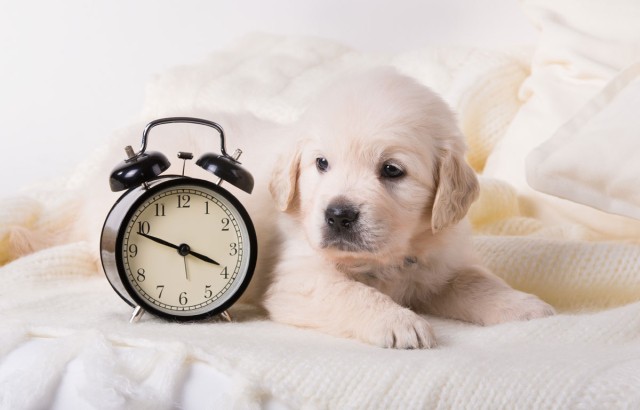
264, 68, 554, 348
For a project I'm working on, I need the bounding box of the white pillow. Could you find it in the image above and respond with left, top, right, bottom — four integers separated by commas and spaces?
527, 61, 640, 220
484, 0, 640, 192
481, 0, 640, 239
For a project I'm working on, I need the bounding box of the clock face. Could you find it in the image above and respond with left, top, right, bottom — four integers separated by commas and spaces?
114, 178, 256, 319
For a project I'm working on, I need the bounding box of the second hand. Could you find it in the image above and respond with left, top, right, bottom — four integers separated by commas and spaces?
183, 256, 190, 281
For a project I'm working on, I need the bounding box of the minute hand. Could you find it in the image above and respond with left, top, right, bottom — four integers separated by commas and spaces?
138, 232, 179, 250
138, 232, 220, 265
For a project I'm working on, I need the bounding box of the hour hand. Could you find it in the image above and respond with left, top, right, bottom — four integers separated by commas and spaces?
188, 250, 220, 265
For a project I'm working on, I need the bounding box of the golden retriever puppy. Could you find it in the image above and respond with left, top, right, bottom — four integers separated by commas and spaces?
43, 67, 553, 350
263, 68, 555, 348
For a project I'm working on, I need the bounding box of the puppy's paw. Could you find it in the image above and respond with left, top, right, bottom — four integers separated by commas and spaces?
361, 308, 436, 349
480, 290, 555, 326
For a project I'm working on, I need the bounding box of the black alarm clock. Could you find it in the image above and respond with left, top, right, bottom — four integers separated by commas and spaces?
100, 117, 258, 323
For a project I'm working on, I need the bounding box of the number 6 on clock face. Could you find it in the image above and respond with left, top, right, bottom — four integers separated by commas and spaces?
102, 176, 257, 321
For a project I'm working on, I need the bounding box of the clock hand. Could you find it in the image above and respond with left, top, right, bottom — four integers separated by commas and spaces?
138, 232, 220, 266
187, 249, 220, 266
183, 256, 190, 281
138, 232, 180, 250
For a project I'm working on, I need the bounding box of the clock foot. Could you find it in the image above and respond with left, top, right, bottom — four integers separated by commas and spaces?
129, 305, 145, 323
220, 310, 232, 322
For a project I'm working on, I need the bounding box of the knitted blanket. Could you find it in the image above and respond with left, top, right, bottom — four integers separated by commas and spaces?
1, 35, 639, 409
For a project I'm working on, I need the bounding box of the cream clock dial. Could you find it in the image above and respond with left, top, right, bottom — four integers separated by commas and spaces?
102, 176, 257, 321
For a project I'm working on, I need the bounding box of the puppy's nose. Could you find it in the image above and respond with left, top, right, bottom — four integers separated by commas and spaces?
325, 202, 360, 231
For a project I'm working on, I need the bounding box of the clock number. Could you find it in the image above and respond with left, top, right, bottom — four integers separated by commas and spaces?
221, 218, 230, 231
204, 285, 213, 299
137, 268, 146, 282
155, 203, 165, 216
156, 285, 164, 299
128, 244, 138, 258
177, 194, 191, 208
137, 221, 150, 235
205, 201, 210, 215
220, 266, 229, 279
229, 243, 238, 256
179, 292, 188, 305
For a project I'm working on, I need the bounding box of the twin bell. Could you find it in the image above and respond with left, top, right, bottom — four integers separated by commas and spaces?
108, 117, 254, 194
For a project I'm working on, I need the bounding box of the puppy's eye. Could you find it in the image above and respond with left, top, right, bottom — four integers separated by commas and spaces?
316, 157, 329, 173
381, 163, 405, 179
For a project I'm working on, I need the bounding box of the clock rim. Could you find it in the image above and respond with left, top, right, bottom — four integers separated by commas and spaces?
103, 175, 258, 322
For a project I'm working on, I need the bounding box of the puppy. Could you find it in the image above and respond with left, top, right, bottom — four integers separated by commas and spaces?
57, 67, 553, 349
262, 68, 555, 348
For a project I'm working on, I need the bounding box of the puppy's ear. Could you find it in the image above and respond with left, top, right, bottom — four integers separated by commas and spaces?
269, 140, 304, 212
431, 146, 479, 233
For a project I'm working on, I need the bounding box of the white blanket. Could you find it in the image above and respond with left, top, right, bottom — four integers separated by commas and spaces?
1, 34, 640, 408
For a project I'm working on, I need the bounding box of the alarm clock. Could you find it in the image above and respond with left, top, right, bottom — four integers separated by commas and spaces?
100, 117, 258, 323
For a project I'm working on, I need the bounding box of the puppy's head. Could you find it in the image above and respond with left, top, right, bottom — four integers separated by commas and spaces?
270, 68, 478, 262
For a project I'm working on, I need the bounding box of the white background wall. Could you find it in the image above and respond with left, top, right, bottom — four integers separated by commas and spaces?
0, 0, 536, 196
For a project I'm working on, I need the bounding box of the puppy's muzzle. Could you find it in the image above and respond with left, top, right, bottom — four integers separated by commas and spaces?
321, 198, 374, 252
325, 202, 360, 233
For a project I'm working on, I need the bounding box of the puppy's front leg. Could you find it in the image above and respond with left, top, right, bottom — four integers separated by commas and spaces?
424, 266, 555, 326
265, 255, 436, 349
